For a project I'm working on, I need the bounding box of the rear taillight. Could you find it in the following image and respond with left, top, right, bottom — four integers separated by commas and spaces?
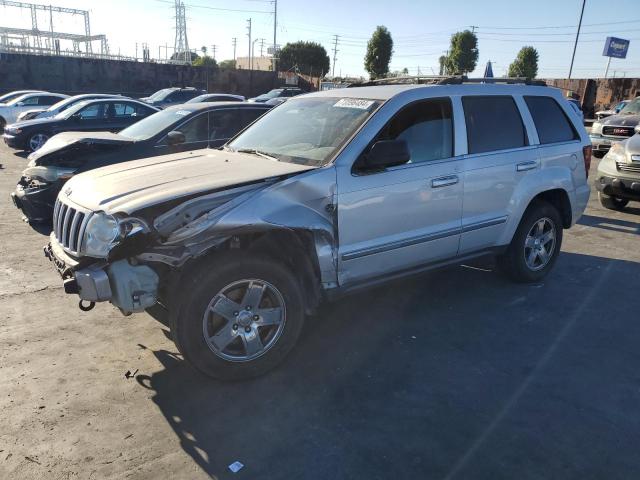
582, 145, 592, 178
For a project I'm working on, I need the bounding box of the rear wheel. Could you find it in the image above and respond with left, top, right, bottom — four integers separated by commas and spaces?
27, 132, 50, 151
170, 253, 305, 380
498, 201, 563, 283
598, 192, 628, 211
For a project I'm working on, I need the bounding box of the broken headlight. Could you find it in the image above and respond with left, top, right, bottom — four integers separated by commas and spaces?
83, 213, 121, 258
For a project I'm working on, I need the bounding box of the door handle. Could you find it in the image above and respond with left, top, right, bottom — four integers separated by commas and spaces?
516, 161, 538, 172
431, 175, 459, 188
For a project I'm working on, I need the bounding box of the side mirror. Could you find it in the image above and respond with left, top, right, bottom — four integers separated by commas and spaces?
166, 130, 185, 145
71, 113, 82, 121
16, 101, 25, 107
364, 140, 410, 170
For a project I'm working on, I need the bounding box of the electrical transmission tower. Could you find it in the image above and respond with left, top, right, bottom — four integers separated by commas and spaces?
332, 34, 339, 77
172, 0, 190, 63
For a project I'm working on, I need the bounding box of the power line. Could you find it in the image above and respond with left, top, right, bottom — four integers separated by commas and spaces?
154, 0, 271, 14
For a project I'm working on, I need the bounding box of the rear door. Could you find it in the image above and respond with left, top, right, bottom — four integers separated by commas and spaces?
106, 101, 141, 131
458, 95, 539, 254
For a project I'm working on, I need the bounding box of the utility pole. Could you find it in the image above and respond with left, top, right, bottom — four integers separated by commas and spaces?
246, 18, 252, 68
232, 37, 237, 62
260, 38, 265, 57
211, 44, 217, 60
568, 0, 586, 79
272, 0, 277, 74
331, 34, 339, 77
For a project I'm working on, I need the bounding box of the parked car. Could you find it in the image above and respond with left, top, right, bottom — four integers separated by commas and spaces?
0, 90, 45, 105
12, 102, 271, 223
3, 98, 158, 152
0, 92, 69, 128
595, 125, 640, 210
595, 100, 632, 120
248, 87, 302, 103
42, 80, 590, 380
17, 94, 126, 122
186, 93, 245, 103
590, 97, 640, 158
139, 87, 206, 108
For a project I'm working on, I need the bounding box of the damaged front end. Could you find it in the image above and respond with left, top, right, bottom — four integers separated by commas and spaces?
46, 165, 338, 316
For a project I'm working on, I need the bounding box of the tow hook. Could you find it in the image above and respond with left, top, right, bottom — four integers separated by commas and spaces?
79, 300, 95, 312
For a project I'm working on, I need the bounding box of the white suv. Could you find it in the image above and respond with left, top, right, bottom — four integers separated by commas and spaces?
44, 78, 592, 380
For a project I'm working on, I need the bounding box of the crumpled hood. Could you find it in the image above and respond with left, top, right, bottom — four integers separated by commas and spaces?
62, 148, 316, 214
602, 113, 640, 126
28, 131, 133, 164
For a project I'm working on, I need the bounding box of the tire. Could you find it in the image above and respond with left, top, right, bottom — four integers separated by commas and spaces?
0, 117, 5, 130
27, 132, 50, 152
598, 192, 628, 211
498, 201, 563, 283
593, 150, 605, 159
170, 252, 305, 380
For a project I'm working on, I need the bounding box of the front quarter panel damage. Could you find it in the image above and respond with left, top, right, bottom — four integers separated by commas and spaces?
138, 166, 339, 287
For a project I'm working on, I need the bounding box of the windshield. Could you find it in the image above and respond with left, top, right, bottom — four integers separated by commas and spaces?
46, 97, 78, 112
55, 101, 92, 119
228, 96, 380, 166
256, 89, 283, 101
619, 99, 640, 114
119, 108, 189, 140
149, 89, 173, 101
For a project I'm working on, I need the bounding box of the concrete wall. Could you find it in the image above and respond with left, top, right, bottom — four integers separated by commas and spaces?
0, 53, 291, 98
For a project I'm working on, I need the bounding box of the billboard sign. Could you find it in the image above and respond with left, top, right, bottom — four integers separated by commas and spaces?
603, 37, 630, 59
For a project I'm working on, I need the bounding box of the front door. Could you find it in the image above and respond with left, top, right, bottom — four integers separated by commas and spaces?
337, 98, 463, 285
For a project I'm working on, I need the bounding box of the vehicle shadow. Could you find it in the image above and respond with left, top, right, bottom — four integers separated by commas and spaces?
578, 213, 640, 235
12, 150, 29, 159
135, 252, 640, 480
27, 220, 53, 236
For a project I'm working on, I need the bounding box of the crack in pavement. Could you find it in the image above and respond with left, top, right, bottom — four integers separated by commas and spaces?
0, 284, 63, 300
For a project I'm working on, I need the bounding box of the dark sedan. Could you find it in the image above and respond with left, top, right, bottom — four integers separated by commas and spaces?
12, 102, 272, 222
3, 98, 159, 151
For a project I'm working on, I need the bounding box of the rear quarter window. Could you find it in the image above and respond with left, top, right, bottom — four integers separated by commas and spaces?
525, 96, 579, 144
462, 96, 527, 154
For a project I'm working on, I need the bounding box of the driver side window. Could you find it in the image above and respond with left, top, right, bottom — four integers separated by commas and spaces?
179, 112, 211, 142
77, 103, 106, 120
371, 98, 454, 165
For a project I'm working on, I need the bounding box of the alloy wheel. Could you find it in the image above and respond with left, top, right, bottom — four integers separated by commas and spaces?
524, 217, 556, 271
29, 133, 49, 151
202, 279, 286, 362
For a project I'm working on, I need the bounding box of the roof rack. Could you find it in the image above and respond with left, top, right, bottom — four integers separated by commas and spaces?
348, 75, 547, 88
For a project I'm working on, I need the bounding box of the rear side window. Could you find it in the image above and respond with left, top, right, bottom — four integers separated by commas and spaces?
525, 96, 579, 144
463, 96, 526, 154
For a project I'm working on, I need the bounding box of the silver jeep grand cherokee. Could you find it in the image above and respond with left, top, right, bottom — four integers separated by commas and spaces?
44, 78, 591, 380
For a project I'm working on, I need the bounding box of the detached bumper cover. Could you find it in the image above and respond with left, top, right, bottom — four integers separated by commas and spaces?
12, 178, 59, 222
44, 236, 159, 313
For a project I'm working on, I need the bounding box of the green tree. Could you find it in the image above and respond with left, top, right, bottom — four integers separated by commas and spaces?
438, 55, 447, 75
192, 56, 217, 68
364, 26, 393, 79
218, 59, 236, 70
278, 41, 330, 75
401, 67, 409, 75
508, 46, 539, 78
444, 30, 478, 75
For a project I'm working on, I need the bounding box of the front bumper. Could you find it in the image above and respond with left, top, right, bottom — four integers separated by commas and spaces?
590, 134, 627, 154
12, 177, 60, 223
595, 175, 640, 201
44, 235, 160, 314
3, 133, 25, 149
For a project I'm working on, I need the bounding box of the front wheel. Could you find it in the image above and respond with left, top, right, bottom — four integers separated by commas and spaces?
170, 253, 305, 380
498, 201, 563, 283
28, 132, 50, 151
598, 192, 628, 211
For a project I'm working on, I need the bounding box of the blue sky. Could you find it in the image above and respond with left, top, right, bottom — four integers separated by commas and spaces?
2, 0, 640, 79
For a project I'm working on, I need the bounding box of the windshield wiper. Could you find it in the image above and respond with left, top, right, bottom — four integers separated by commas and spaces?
235, 148, 280, 161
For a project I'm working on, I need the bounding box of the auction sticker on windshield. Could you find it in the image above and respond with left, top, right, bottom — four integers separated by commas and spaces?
334, 98, 375, 109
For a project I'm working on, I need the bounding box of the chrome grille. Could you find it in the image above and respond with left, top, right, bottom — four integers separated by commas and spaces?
603, 126, 634, 137
52, 197, 92, 255
617, 162, 640, 174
